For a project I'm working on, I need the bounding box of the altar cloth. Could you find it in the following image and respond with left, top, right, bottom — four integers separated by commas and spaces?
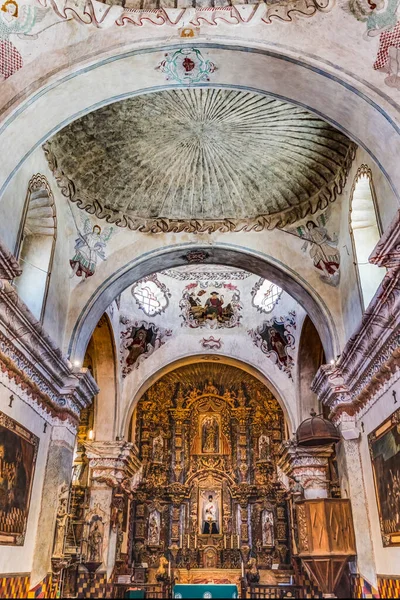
173, 583, 238, 598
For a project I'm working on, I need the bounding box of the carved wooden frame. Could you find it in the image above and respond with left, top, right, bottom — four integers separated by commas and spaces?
0, 411, 39, 546
368, 406, 400, 547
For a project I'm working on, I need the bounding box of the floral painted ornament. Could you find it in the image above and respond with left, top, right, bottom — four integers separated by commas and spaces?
156, 48, 216, 84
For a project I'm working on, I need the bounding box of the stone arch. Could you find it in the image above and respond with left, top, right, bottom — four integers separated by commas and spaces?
296, 314, 325, 423
68, 243, 339, 369
86, 312, 119, 440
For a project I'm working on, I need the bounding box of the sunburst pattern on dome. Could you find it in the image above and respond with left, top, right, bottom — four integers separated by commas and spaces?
44, 89, 356, 233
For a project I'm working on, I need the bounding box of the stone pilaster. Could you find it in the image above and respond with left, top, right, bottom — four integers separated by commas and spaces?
278, 441, 334, 499
335, 415, 376, 589
0, 238, 22, 280
84, 441, 141, 578
31, 422, 76, 588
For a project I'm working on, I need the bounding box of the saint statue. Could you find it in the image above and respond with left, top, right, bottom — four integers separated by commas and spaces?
202, 494, 219, 534
148, 511, 160, 546
152, 435, 164, 463
258, 434, 270, 461
52, 485, 69, 558
262, 510, 274, 547
88, 520, 103, 562
202, 416, 219, 454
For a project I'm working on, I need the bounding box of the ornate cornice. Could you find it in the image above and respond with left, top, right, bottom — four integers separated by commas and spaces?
0, 240, 21, 280
312, 210, 400, 420
0, 280, 98, 425
85, 441, 142, 487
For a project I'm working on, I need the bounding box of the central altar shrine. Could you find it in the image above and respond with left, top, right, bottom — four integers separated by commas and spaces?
128, 364, 290, 580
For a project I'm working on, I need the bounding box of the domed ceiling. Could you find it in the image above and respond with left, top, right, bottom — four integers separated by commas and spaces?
44, 88, 356, 233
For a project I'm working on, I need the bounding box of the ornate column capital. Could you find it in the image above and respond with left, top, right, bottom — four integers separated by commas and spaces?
369, 208, 400, 270
85, 440, 142, 488
0, 280, 98, 428
278, 441, 334, 498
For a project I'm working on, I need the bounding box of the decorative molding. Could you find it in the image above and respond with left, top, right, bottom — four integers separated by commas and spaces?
40, 0, 336, 29
312, 210, 400, 420
0, 280, 98, 426
277, 441, 334, 495
0, 240, 22, 280
85, 441, 142, 488
200, 336, 222, 350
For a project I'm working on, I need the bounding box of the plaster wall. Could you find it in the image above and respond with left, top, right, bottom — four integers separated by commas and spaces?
0, 149, 73, 348
355, 382, 400, 578
0, 373, 52, 575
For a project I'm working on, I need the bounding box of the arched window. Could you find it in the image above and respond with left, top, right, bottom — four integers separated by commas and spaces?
15, 174, 57, 321
349, 165, 384, 309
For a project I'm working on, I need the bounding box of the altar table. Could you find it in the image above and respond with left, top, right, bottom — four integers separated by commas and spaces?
173, 583, 238, 598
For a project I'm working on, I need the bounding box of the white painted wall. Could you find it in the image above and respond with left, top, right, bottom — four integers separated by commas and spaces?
356, 382, 400, 577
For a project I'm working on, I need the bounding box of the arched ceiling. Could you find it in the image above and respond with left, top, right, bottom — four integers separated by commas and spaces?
44, 88, 356, 233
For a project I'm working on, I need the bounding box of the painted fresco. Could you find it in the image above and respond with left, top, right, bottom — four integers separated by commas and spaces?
120, 318, 172, 377
286, 210, 340, 286
0, 411, 39, 545
131, 275, 170, 317
180, 282, 242, 329
369, 407, 400, 546
248, 312, 296, 378
70, 215, 114, 280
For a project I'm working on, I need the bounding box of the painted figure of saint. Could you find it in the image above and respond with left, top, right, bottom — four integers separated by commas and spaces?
269, 328, 288, 366
70, 221, 113, 280
205, 291, 224, 320
125, 329, 147, 368
262, 510, 274, 547
202, 494, 219, 534
302, 221, 340, 284
202, 416, 219, 454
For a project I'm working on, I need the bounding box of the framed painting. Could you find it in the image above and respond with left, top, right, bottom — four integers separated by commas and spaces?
199, 487, 222, 535
369, 407, 400, 546
0, 411, 39, 545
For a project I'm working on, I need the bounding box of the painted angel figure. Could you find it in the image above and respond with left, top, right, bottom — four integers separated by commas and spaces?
289, 211, 340, 286
0, 0, 49, 80
70, 217, 113, 280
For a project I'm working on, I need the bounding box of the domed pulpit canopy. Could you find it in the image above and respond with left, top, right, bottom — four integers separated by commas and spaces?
296, 411, 340, 447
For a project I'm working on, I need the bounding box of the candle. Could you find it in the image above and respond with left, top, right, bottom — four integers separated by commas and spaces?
231, 534, 233, 548
195, 533, 197, 547
241, 560, 245, 578
187, 534, 190, 549
224, 534, 226, 549
237, 534, 240, 548
168, 560, 171, 578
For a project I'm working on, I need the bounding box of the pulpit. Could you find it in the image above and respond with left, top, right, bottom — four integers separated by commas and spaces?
295, 498, 356, 597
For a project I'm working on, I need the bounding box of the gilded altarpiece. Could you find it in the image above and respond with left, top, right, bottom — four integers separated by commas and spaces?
129, 365, 290, 573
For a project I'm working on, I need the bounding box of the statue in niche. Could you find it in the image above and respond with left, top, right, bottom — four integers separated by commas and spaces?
53, 484, 69, 557
152, 434, 164, 463
147, 511, 160, 546
88, 518, 103, 562
202, 416, 219, 454
258, 434, 270, 461
262, 510, 274, 547
202, 493, 219, 534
